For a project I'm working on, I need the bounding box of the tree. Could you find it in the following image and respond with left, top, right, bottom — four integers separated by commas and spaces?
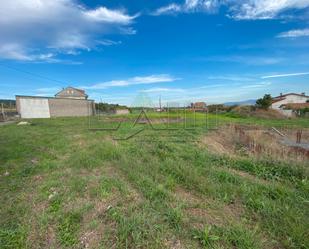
256, 94, 272, 110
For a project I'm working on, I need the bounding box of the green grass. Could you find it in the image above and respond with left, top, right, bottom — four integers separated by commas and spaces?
0, 113, 308, 248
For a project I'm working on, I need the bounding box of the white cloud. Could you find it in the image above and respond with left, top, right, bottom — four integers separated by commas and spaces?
0, 0, 136, 61
153, 0, 309, 19
153, 0, 219, 15
205, 55, 283, 65
261, 72, 309, 79
84, 7, 137, 23
82, 74, 180, 89
277, 28, 309, 38
153, 4, 182, 15
230, 0, 309, 20
141, 87, 185, 93
240, 81, 271, 88
207, 75, 255, 81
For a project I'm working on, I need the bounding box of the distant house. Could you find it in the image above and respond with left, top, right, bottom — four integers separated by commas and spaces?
271, 93, 309, 109
115, 109, 130, 115
190, 102, 207, 111
271, 93, 309, 117
55, 87, 88, 100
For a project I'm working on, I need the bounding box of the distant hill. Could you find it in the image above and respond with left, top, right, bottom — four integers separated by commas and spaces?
224, 99, 256, 106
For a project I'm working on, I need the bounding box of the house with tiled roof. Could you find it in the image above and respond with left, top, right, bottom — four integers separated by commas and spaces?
55, 87, 88, 100
271, 93, 309, 110
271, 93, 309, 117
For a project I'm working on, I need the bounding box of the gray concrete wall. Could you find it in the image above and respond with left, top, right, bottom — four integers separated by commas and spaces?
16, 96, 94, 118
48, 98, 93, 117
278, 109, 294, 117
16, 96, 50, 118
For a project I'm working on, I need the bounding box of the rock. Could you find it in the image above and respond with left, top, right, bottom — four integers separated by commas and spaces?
48, 191, 58, 200
17, 121, 30, 126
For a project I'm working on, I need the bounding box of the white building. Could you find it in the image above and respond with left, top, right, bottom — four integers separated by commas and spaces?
271, 93, 309, 117
115, 109, 130, 115
271, 93, 309, 109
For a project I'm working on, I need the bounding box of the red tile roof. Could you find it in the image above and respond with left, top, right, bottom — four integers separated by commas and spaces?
272, 93, 308, 104
273, 93, 308, 98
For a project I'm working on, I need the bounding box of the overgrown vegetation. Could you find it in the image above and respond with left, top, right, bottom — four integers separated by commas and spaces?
0, 113, 308, 248
0, 99, 16, 109
95, 102, 129, 113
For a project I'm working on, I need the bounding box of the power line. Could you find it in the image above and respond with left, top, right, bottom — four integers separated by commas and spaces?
0, 62, 68, 86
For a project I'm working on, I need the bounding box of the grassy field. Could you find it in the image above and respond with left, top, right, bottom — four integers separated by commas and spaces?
0, 113, 308, 249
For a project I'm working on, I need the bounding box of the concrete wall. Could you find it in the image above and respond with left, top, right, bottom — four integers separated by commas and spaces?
16, 96, 94, 118
49, 98, 93, 117
272, 95, 309, 109
16, 96, 50, 118
278, 109, 294, 117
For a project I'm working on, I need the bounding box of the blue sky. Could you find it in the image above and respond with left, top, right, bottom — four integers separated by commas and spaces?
0, 0, 309, 106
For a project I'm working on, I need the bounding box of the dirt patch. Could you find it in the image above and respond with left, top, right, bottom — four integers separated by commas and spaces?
76, 165, 144, 249
173, 186, 202, 206
200, 134, 235, 156
71, 134, 88, 147
164, 238, 185, 249
232, 107, 287, 119
173, 185, 245, 229
200, 124, 309, 163
186, 200, 245, 231
186, 207, 225, 228
45, 226, 57, 248
150, 118, 184, 124
222, 200, 245, 220
26, 190, 57, 248
79, 202, 114, 249
104, 165, 143, 203
32, 174, 44, 183
252, 109, 287, 119
223, 168, 270, 185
